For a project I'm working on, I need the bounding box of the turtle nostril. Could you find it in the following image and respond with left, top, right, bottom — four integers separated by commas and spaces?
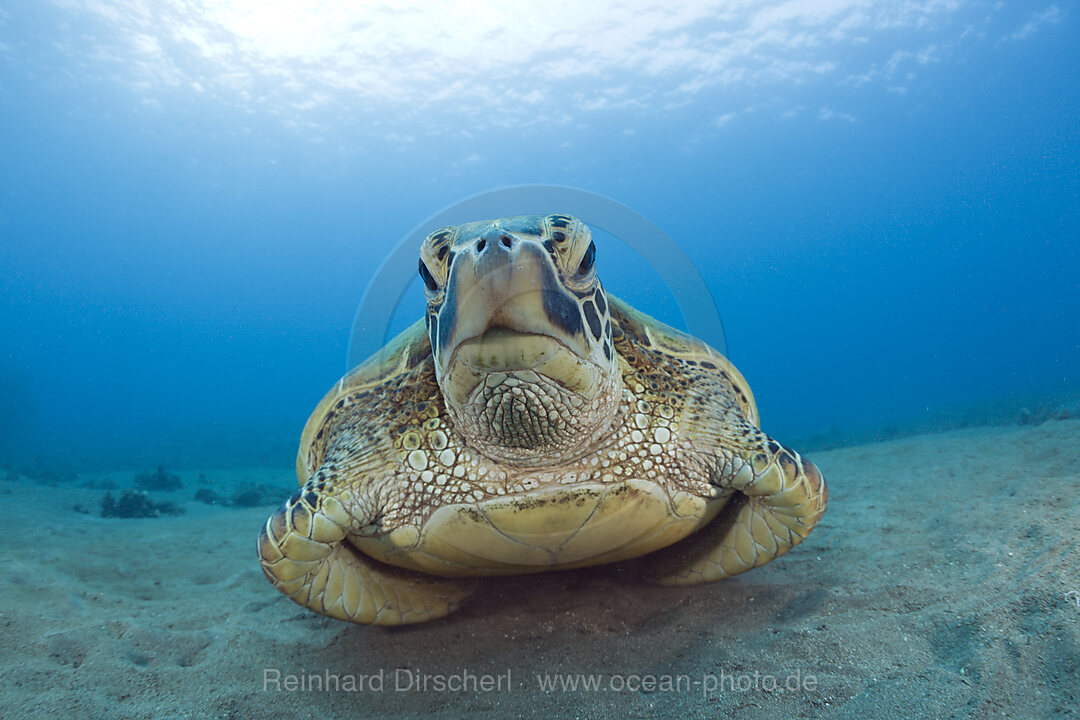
478, 230, 513, 254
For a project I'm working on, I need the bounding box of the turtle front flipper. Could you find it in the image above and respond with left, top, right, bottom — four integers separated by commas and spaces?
258, 489, 475, 625
650, 434, 828, 586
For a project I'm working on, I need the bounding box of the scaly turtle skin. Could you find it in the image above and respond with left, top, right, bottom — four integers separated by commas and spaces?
258, 214, 827, 625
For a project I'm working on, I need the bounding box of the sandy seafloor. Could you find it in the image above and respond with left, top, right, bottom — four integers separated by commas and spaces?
2, 419, 1078, 720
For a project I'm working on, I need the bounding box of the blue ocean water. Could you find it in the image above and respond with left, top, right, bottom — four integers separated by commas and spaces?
1, 1, 1077, 470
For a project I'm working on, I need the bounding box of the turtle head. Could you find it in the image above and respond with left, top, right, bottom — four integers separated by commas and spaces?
418, 214, 621, 465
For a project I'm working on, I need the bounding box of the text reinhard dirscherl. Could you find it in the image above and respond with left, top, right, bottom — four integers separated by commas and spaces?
262, 668, 819, 696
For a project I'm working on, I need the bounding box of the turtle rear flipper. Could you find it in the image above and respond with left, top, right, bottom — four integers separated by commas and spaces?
258, 490, 474, 625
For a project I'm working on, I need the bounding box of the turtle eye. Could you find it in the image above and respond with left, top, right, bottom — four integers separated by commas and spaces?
418, 260, 439, 292
576, 241, 596, 276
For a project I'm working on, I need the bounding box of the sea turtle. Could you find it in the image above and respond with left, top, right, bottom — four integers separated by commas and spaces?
258, 214, 827, 625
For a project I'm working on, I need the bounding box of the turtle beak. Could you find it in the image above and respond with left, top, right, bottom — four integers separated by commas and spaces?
436, 230, 590, 372
432, 230, 602, 410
